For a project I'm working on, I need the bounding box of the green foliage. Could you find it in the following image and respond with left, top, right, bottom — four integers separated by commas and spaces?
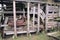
0, 32, 50, 40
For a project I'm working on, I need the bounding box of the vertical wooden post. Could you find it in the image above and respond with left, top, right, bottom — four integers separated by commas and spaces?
58, 5, 60, 31
2, 9, 4, 20
27, 2, 30, 35
59, 6, 60, 17
53, 5, 55, 29
13, 0, 17, 37
33, 6, 35, 30
45, 4, 48, 31
37, 3, 40, 33
23, 9, 25, 17
1, 0, 4, 20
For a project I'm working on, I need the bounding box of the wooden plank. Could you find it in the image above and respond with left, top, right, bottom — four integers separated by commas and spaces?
59, 6, 60, 17
33, 6, 35, 30
16, 0, 40, 2
23, 9, 25, 17
3, 11, 26, 14
27, 2, 30, 34
45, 4, 48, 31
13, 0, 17, 37
37, 3, 40, 33
4, 30, 36, 35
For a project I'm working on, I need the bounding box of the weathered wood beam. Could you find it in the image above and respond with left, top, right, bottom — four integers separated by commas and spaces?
16, 0, 40, 3
33, 6, 35, 30
27, 2, 30, 35
45, 4, 48, 31
37, 3, 40, 33
13, 0, 17, 37
3, 11, 26, 14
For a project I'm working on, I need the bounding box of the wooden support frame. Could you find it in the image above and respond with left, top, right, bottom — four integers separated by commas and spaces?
1, 0, 60, 36
13, 0, 17, 37
45, 4, 60, 32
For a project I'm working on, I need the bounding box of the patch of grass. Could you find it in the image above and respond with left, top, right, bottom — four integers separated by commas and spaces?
12, 32, 49, 40
0, 33, 2, 40
2, 32, 49, 40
